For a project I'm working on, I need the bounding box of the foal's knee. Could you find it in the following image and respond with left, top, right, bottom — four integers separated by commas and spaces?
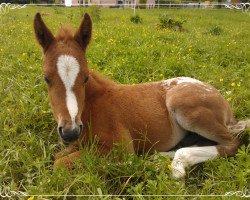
53, 151, 81, 170
217, 138, 240, 157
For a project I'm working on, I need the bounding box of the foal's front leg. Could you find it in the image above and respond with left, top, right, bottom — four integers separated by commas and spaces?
53, 127, 135, 169
53, 143, 112, 169
54, 143, 79, 160
54, 151, 81, 169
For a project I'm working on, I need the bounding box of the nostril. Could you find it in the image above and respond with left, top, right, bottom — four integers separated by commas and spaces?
58, 127, 63, 137
79, 124, 83, 136
57, 126, 81, 144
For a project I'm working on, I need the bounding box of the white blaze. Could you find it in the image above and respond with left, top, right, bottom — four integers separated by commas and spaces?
57, 55, 80, 127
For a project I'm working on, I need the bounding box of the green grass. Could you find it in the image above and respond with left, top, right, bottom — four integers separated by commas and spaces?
0, 6, 250, 199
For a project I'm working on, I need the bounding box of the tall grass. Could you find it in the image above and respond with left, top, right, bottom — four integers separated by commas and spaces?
0, 6, 249, 198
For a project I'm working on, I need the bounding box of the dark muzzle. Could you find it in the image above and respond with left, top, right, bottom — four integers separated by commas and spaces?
58, 124, 83, 144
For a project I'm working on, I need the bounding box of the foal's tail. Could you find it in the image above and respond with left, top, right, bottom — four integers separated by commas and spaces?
228, 119, 250, 134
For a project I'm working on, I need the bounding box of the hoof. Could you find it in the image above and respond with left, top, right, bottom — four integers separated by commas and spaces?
171, 160, 186, 179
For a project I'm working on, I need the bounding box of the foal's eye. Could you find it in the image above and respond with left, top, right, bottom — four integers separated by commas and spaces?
84, 76, 89, 83
44, 77, 50, 85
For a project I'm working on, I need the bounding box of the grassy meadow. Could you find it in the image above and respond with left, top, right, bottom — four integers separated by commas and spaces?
0, 6, 250, 199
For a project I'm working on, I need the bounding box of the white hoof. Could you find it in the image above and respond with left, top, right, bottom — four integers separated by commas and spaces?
172, 160, 186, 179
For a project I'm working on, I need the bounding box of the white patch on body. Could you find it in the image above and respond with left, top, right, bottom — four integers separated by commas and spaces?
162, 77, 214, 92
162, 77, 203, 87
57, 55, 80, 128
171, 146, 218, 179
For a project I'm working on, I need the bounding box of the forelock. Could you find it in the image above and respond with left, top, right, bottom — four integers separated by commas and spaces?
55, 26, 74, 41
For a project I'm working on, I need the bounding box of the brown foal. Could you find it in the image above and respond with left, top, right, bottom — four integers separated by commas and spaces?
34, 13, 250, 179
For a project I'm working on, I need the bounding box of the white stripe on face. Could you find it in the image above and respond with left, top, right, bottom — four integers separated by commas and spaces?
57, 55, 80, 128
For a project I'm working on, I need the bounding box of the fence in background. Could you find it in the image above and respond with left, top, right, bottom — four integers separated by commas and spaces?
0, 2, 249, 14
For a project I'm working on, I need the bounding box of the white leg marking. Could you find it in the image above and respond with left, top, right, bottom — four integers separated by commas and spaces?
57, 55, 80, 127
171, 146, 218, 179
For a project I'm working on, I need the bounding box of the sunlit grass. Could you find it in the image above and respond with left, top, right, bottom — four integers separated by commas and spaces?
0, 6, 249, 198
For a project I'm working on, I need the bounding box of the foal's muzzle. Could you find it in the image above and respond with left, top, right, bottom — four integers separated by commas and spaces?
58, 124, 83, 144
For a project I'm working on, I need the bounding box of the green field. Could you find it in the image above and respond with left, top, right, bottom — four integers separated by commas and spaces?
0, 6, 249, 199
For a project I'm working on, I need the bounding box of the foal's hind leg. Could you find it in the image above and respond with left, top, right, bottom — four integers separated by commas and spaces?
159, 133, 216, 159
170, 107, 240, 179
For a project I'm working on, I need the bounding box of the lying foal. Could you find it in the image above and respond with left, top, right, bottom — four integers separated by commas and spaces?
34, 13, 250, 179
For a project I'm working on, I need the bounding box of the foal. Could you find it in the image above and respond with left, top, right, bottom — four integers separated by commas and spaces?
34, 13, 249, 179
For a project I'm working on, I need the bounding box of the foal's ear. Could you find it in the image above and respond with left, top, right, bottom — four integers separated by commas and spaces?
74, 13, 92, 50
34, 13, 55, 53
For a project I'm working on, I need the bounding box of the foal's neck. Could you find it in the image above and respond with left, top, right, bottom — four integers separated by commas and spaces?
83, 71, 116, 122
85, 70, 116, 100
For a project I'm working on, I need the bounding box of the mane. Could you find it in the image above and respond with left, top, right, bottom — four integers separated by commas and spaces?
89, 70, 116, 86
85, 70, 116, 99
55, 25, 74, 41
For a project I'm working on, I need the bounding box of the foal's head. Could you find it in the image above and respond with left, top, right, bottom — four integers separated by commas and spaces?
34, 13, 92, 144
